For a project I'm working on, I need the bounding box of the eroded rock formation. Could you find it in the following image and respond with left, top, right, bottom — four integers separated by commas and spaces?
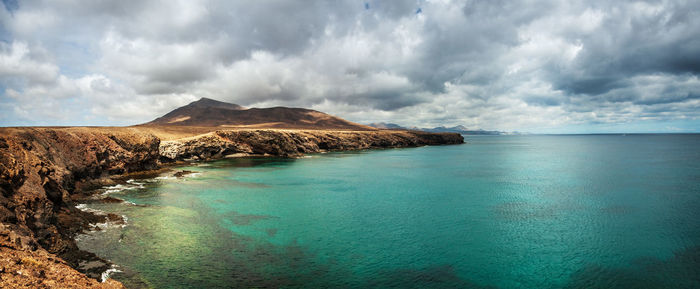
160, 129, 464, 161
0, 127, 159, 288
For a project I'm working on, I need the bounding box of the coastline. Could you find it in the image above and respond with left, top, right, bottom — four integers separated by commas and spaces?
0, 126, 462, 287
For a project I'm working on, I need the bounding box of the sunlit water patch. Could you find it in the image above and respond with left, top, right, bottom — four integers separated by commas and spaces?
76, 135, 700, 288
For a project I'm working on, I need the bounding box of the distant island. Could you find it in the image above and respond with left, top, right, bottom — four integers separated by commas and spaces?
0, 98, 462, 288
367, 122, 524, 135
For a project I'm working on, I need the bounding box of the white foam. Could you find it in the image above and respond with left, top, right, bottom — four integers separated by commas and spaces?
103, 182, 145, 194
104, 184, 128, 193
126, 179, 145, 186
155, 176, 176, 180
75, 204, 106, 215
88, 216, 127, 230
104, 184, 127, 190
76, 204, 128, 230
100, 267, 122, 283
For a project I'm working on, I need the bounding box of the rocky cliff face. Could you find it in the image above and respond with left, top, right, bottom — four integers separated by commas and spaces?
0, 223, 124, 288
0, 127, 159, 288
160, 129, 464, 161
0, 127, 462, 287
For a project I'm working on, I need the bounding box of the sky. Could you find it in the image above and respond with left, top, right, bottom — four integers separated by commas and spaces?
0, 0, 699, 133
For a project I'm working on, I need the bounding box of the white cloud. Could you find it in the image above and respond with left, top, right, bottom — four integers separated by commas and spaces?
0, 0, 698, 132
0, 41, 59, 85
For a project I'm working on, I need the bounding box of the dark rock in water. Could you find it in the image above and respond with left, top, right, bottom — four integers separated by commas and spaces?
78, 259, 112, 280
173, 170, 196, 178
105, 213, 125, 225
98, 197, 125, 204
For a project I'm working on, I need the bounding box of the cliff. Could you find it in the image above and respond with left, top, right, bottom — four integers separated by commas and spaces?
0, 127, 159, 288
159, 129, 464, 161
0, 223, 124, 288
0, 126, 462, 287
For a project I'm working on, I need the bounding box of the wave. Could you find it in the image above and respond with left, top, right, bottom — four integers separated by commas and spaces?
154, 175, 176, 180
103, 183, 143, 194
100, 266, 122, 283
75, 203, 104, 215
75, 204, 127, 230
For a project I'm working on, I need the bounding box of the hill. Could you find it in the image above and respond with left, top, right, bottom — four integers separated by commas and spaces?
146, 98, 375, 130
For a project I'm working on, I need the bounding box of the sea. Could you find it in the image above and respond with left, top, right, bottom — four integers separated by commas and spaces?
75, 134, 700, 288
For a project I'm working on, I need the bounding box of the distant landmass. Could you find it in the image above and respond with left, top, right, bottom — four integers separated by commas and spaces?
367, 122, 512, 135
365, 122, 409, 130
147, 97, 375, 130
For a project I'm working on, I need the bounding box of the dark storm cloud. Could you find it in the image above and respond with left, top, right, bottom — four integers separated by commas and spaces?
551, 0, 700, 96
0, 0, 699, 131
349, 90, 426, 111
1, 0, 17, 13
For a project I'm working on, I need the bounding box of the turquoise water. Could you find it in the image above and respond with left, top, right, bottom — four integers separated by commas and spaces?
76, 135, 700, 288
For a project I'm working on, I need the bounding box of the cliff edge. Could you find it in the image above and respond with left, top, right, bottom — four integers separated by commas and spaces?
0, 127, 161, 288
159, 129, 463, 161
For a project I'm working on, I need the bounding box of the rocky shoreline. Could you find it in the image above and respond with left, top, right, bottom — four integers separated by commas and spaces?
0, 127, 462, 287
159, 129, 465, 161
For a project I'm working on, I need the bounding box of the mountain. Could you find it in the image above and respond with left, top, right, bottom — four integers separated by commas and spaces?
367, 122, 506, 135
145, 98, 375, 130
423, 126, 504, 135
422, 125, 467, 133
366, 122, 408, 130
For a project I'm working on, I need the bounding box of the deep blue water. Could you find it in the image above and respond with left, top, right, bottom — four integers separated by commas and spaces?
76, 134, 700, 288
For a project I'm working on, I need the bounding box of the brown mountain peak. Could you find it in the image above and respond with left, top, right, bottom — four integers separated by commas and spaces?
145, 98, 375, 130
185, 97, 245, 110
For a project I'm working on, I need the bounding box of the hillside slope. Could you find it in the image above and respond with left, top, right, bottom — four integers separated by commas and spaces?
146, 98, 375, 130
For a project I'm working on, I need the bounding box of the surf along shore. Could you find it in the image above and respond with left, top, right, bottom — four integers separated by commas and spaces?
0, 126, 462, 287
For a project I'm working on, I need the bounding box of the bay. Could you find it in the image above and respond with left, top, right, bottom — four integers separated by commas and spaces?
76, 134, 700, 288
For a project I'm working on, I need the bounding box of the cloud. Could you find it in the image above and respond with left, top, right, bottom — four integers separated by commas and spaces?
0, 41, 58, 85
0, 0, 698, 132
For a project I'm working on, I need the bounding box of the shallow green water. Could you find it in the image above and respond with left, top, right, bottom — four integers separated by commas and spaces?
76, 135, 700, 288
